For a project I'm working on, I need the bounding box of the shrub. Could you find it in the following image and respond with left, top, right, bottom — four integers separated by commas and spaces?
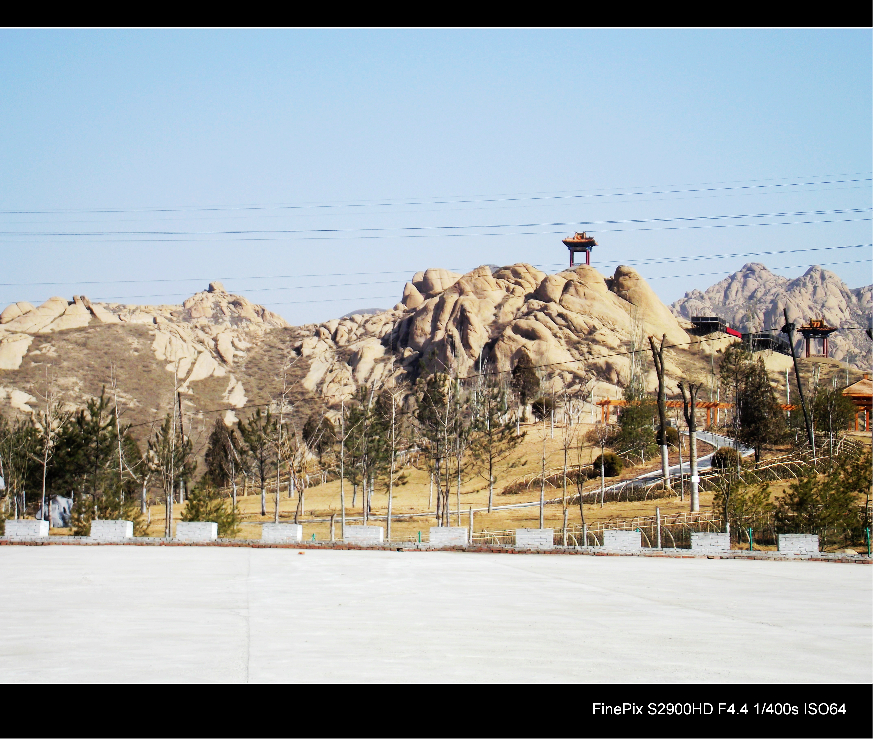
591, 452, 624, 478
182, 484, 241, 538
656, 426, 679, 446
711, 446, 741, 470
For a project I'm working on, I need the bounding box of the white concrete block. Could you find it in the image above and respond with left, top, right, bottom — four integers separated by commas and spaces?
778, 534, 819, 554
4, 520, 49, 540
603, 530, 642, 550
344, 525, 384, 544
89, 520, 133, 541
515, 528, 554, 549
691, 532, 730, 552
176, 521, 218, 542
262, 523, 303, 543
429, 527, 468, 546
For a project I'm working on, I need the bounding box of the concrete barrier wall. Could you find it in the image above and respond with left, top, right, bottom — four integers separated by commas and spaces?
778, 534, 819, 554
176, 522, 218, 542
691, 532, 730, 552
429, 527, 468, 546
4, 520, 49, 540
515, 528, 554, 549
89, 520, 133, 541
262, 523, 303, 543
603, 530, 642, 550
344, 525, 384, 544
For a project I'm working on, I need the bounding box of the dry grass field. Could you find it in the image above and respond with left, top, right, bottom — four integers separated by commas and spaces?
121, 419, 726, 541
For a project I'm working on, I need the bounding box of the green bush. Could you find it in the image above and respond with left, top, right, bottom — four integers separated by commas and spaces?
591, 452, 624, 478
182, 484, 241, 538
70, 482, 147, 536
711, 446, 742, 470
657, 426, 680, 446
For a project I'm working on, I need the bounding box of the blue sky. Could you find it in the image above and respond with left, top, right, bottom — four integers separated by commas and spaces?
1, 29, 870, 324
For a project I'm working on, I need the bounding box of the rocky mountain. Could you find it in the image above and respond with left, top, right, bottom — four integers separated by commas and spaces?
671, 263, 871, 367
0, 282, 316, 442
1, 260, 865, 451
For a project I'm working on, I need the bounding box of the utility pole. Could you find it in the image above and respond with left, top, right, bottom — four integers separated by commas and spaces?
782, 308, 815, 453
340, 398, 345, 539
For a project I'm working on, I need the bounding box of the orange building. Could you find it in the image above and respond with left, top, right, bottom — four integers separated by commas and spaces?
842, 373, 872, 431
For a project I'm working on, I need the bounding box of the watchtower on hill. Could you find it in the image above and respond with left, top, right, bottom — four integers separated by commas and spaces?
798, 318, 838, 358
562, 232, 597, 267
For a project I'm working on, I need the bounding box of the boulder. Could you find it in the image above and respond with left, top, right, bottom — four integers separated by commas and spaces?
0, 335, 33, 370
41, 297, 92, 332
2, 297, 68, 333
414, 268, 462, 297
88, 304, 122, 324
609, 266, 689, 345
0, 302, 35, 325
401, 282, 425, 309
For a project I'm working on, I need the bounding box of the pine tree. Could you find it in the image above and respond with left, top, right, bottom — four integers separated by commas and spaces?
181, 483, 241, 537
202, 418, 242, 490
737, 356, 785, 462
239, 408, 277, 517
511, 354, 540, 421
612, 382, 656, 464
812, 386, 857, 458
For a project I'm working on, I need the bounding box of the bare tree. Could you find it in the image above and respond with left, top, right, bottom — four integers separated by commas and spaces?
591, 421, 611, 508
470, 363, 523, 513
33, 368, 68, 529
678, 380, 703, 512
648, 333, 672, 489
558, 390, 582, 545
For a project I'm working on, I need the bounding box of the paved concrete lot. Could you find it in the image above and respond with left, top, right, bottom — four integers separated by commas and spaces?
0, 546, 869, 683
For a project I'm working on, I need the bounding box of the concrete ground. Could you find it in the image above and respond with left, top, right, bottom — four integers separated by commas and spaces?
0, 546, 869, 683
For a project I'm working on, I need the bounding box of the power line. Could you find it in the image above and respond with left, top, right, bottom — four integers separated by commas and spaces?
1, 214, 868, 245
1, 243, 867, 289
2, 172, 869, 217
9, 182, 869, 228
5, 207, 870, 238
51, 257, 870, 307
4, 207, 871, 244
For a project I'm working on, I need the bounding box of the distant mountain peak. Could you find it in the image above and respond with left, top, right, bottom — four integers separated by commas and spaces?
671, 263, 871, 367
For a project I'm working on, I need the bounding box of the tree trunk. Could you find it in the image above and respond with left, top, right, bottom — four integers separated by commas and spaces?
362, 474, 368, 525
648, 334, 671, 489
260, 483, 266, 516
274, 473, 280, 524
690, 431, 699, 512
340, 402, 345, 537
487, 455, 494, 514
600, 444, 605, 508
435, 458, 441, 525
456, 452, 461, 527
539, 420, 546, 529
141, 479, 148, 515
